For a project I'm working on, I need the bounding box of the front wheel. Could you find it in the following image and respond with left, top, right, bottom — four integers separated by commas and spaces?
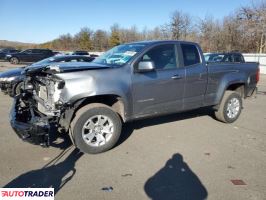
13, 81, 23, 96
70, 104, 122, 154
215, 91, 242, 123
10, 57, 19, 64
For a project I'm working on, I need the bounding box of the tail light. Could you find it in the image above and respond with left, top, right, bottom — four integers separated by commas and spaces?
256, 67, 260, 83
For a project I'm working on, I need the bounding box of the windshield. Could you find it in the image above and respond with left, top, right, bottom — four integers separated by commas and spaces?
31, 57, 56, 65
92, 43, 147, 66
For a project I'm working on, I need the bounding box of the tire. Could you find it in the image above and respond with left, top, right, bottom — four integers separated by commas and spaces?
13, 81, 23, 96
215, 91, 242, 123
10, 57, 19, 64
70, 103, 122, 154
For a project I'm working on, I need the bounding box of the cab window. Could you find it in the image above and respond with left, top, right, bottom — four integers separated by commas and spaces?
234, 54, 244, 63
181, 44, 200, 66
139, 44, 177, 70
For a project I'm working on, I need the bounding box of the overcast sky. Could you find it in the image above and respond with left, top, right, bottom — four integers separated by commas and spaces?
0, 0, 252, 43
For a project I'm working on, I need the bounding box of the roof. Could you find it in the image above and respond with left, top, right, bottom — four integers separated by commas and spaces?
126, 40, 199, 46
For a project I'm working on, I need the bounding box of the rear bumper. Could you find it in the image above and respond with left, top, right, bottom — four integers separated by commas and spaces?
9, 98, 51, 146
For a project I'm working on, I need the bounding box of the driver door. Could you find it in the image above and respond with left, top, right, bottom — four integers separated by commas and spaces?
132, 43, 185, 117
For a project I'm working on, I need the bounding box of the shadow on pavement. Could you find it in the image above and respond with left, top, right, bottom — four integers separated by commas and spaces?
4, 134, 83, 195
144, 153, 208, 200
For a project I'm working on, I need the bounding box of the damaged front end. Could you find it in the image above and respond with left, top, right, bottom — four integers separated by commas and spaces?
10, 96, 51, 146
9, 68, 66, 147
8, 62, 108, 147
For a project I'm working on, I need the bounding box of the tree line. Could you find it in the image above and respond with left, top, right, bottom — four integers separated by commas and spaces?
39, 1, 266, 53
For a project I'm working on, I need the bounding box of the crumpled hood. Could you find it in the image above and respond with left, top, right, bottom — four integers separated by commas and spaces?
24, 62, 111, 75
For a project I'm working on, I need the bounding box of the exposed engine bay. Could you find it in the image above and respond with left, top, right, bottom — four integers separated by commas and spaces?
10, 74, 67, 146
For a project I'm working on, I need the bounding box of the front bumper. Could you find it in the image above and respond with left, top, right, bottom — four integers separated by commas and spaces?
5, 56, 12, 61
9, 98, 51, 146
0, 81, 11, 94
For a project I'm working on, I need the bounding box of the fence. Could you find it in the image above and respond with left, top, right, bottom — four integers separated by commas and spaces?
243, 53, 266, 74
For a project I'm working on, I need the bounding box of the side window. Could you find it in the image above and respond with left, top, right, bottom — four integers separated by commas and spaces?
24, 49, 32, 54
32, 49, 41, 53
224, 55, 233, 62
140, 44, 177, 70
60, 58, 70, 62
181, 44, 200, 66
70, 59, 78, 62
41, 50, 49, 54
234, 54, 244, 63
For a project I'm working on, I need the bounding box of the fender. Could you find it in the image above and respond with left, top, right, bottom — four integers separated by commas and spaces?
56, 66, 133, 120
214, 70, 247, 105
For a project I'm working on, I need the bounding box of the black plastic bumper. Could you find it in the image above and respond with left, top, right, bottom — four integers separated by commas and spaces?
9, 98, 51, 146
0, 82, 10, 93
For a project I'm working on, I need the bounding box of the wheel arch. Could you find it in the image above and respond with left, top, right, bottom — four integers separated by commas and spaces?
74, 94, 126, 122
214, 71, 247, 106
213, 81, 246, 110
59, 94, 127, 135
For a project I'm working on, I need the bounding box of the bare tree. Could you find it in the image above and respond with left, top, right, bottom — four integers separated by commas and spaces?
170, 11, 192, 40
237, 1, 266, 53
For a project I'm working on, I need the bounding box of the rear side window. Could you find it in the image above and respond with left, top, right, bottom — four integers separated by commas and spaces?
10, 50, 18, 53
181, 44, 200, 66
41, 50, 50, 54
24, 49, 32, 54
234, 54, 244, 63
32, 49, 42, 53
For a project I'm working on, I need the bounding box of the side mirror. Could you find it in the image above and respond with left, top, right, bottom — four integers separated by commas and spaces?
137, 61, 155, 72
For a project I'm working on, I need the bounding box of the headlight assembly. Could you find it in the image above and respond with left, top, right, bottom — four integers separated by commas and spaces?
0, 76, 17, 82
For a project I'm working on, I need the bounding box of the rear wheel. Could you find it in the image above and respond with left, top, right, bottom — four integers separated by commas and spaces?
70, 104, 122, 154
215, 91, 242, 123
10, 57, 19, 64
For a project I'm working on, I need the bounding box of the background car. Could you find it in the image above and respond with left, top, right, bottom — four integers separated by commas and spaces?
0, 48, 20, 60
72, 50, 89, 56
0, 55, 95, 96
30, 54, 94, 66
90, 54, 99, 58
5, 49, 55, 64
204, 52, 245, 63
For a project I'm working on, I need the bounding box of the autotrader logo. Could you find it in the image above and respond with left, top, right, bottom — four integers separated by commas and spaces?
0, 188, 54, 200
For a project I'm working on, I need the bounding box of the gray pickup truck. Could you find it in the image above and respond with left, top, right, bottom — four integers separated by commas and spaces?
9, 40, 259, 154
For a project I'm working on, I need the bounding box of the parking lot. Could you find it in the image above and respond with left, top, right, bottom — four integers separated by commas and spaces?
0, 61, 266, 200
